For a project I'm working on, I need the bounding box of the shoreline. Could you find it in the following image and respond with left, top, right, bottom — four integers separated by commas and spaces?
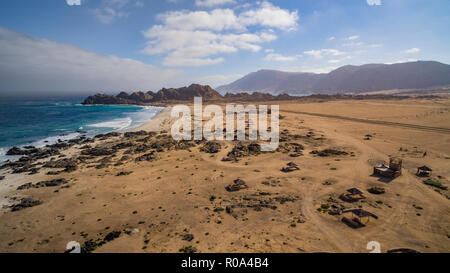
0, 104, 172, 208
132, 106, 173, 133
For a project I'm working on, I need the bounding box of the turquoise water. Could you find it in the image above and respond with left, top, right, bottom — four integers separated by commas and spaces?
0, 98, 163, 163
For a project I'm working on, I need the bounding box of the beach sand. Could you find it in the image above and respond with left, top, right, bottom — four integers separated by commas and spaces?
0, 97, 449, 253
132, 106, 173, 133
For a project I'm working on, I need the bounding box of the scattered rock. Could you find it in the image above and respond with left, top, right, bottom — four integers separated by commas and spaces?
81, 147, 116, 157
179, 246, 197, 253
17, 178, 68, 190
124, 131, 149, 138
200, 141, 221, 153
135, 152, 158, 162
43, 158, 77, 173
182, 234, 194, 242
10, 198, 42, 212
310, 149, 348, 157
116, 171, 133, 176
368, 187, 385, 194
104, 231, 121, 242
222, 142, 261, 161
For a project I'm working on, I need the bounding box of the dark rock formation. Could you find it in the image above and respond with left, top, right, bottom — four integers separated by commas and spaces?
200, 141, 221, 153
17, 178, 68, 190
82, 84, 222, 105
10, 198, 42, 211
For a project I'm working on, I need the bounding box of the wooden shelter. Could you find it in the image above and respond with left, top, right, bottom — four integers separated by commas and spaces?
373, 157, 402, 178
225, 179, 249, 192
339, 188, 365, 202
416, 166, 432, 177
341, 209, 378, 228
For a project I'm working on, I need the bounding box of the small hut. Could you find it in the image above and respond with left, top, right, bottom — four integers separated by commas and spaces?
416, 166, 432, 177
341, 209, 378, 228
225, 179, 249, 192
373, 157, 402, 178
339, 188, 365, 202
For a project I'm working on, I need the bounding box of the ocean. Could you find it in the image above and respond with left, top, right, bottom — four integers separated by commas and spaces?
0, 98, 163, 163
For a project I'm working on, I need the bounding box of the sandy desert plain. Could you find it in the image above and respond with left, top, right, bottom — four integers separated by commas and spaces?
0, 96, 449, 253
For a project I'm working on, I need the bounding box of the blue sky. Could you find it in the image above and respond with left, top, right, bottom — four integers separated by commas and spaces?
0, 0, 449, 94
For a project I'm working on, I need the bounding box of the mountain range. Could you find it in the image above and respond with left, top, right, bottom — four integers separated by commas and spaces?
216, 61, 450, 94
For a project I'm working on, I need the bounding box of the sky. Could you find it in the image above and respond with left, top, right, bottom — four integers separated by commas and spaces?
0, 0, 449, 96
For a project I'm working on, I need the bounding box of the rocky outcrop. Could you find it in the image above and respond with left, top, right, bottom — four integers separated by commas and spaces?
81, 83, 302, 105
82, 84, 222, 105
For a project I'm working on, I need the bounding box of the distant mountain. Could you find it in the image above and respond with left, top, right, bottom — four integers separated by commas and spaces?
216, 61, 450, 94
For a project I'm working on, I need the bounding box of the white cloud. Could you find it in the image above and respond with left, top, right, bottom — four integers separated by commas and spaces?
348, 35, 360, 40
385, 59, 417, 64
343, 41, 364, 47
92, 0, 139, 24
304, 49, 346, 59
404, 47, 420, 54
105, 0, 131, 8
93, 7, 129, 24
156, 9, 242, 31
195, 0, 236, 8
301, 66, 338, 74
263, 53, 300, 62
163, 56, 225, 67
328, 59, 341, 63
142, 2, 295, 67
328, 36, 335, 41
367, 0, 382, 6
0, 27, 179, 93
194, 73, 244, 87
66, 0, 81, 6
238, 1, 299, 31
265, 48, 274, 53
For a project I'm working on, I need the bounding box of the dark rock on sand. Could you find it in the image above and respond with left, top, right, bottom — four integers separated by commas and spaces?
81, 147, 116, 157
124, 131, 149, 138
182, 234, 194, 242
17, 178, 68, 190
10, 198, 42, 211
222, 142, 261, 161
200, 141, 221, 153
104, 231, 121, 242
179, 246, 197, 253
116, 171, 133, 176
368, 187, 385, 194
310, 149, 348, 157
94, 132, 121, 139
43, 158, 78, 173
278, 142, 304, 154
135, 152, 158, 162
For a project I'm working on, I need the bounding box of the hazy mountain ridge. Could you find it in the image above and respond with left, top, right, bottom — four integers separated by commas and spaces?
216, 61, 450, 94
